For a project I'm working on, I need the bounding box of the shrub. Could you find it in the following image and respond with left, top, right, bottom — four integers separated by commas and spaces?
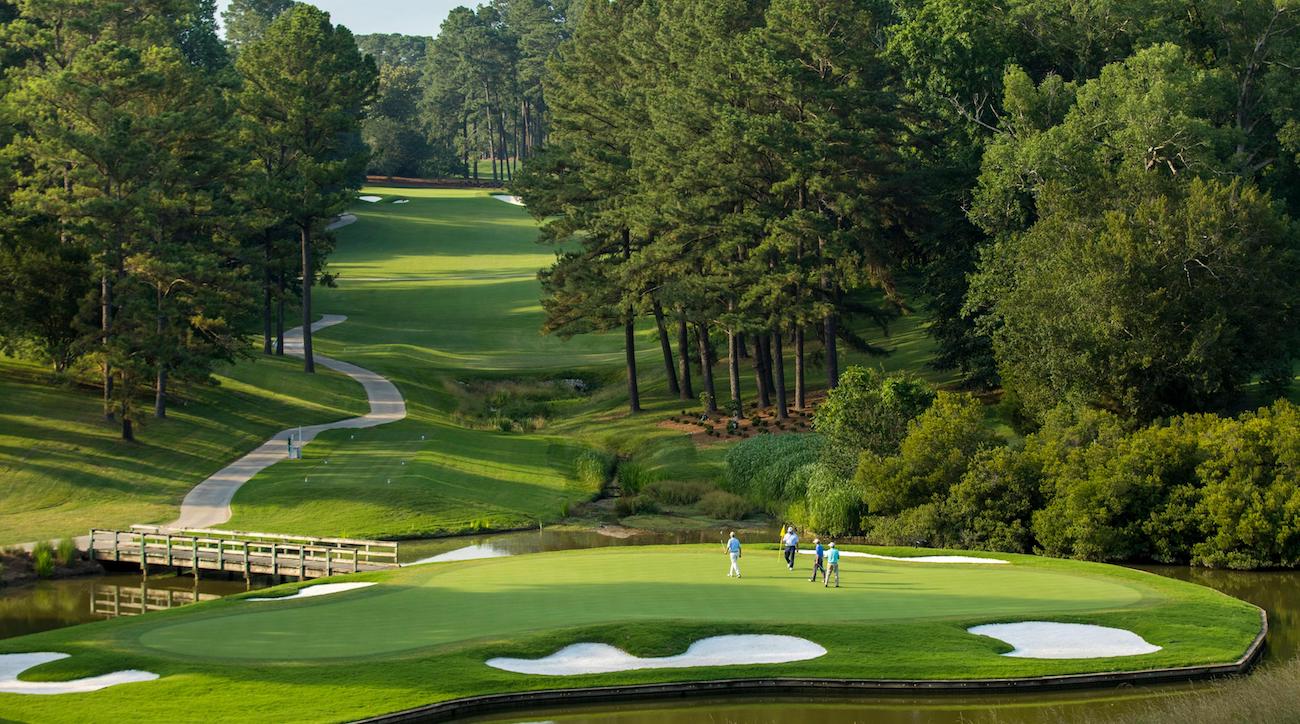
617, 460, 661, 495
813, 366, 934, 474
866, 503, 946, 546
699, 491, 752, 520
724, 433, 824, 503
803, 464, 863, 536
55, 537, 78, 566
642, 480, 714, 506
944, 448, 1040, 554
32, 541, 55, 578
614, 495, 659, 518
575, 450, 616, 490
857, 392, 999, 515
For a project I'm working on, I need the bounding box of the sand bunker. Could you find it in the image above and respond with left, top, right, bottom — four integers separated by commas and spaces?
487, 635, 826, 676
358, 195, 383, 203
491, 194, 525, 206
799, 549, 1007, 564
408, 544, 511, 566
0, 653, 157, 695
246, 582, 376, 602
327, 214, 357, 230
969, 622, 1162, 659
393, 199, 410, 204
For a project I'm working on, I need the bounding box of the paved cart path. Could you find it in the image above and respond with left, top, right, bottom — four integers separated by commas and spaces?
172, 315, 407, 529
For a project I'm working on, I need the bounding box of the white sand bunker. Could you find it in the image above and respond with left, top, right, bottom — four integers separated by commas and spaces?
491, 194, 525, 206
799, 549, 1007, 564
408, 544, 511, 566
487, 635, 826, 676
969, 622, 1162, 659
246, 582, 375, 602
0, 653, 157, 695
393, 199, 410, 204
358, 195, 383, 203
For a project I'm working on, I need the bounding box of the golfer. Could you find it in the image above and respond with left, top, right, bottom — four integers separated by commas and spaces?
726, 532, 742, 578
783, 527, 799, 570
809, 538, 825, 582
824, 542, 840, 588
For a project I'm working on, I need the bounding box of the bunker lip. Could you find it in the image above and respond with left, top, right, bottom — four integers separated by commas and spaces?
0, 653, 158, 695
358, 608, 1268, 724
968, 622, 1162, 659
487, 635, 827, 676
798, 549, 1008, 564
246, 582, 376, 602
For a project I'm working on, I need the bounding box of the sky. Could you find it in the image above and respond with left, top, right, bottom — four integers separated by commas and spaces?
214, 0, 461, 38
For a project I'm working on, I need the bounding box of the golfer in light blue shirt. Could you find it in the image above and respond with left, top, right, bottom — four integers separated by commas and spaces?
726, 532, 742, 578
824, 542, 841, 588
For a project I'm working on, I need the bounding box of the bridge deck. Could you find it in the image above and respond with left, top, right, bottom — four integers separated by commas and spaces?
90, 527, 399, 580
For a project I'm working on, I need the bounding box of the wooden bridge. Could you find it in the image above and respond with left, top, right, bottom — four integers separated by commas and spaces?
90, 526, 400, 580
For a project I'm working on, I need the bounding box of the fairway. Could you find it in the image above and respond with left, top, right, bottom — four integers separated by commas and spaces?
0, 545, 1262, 723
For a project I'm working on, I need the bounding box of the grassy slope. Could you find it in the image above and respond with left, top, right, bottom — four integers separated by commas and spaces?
0, 355, 367, 545
225, 189, 626, 538
225, 188, 960, 538
0, 545, 1260, 723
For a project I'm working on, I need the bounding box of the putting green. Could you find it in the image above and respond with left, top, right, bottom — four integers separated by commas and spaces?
142, 546, 1151, 661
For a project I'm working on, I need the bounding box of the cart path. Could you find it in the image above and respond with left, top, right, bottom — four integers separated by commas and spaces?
171, 315, 407, 529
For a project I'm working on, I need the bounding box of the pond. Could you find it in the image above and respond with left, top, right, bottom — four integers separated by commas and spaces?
0, 530, 1294, 723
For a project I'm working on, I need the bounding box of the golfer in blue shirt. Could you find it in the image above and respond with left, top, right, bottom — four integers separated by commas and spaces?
809, 538, 825, 582
726, 532, 742, 578
824, 542, 841, 587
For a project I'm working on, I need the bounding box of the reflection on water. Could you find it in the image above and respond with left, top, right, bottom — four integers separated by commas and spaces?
0, 573, 253, 639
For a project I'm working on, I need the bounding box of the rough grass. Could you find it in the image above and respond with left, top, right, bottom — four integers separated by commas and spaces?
0, 545, 1260, 723
0, 354, 367, 545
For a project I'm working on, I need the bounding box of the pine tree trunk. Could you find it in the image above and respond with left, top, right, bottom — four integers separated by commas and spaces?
155, 367, 167, 419
624, 316, 641, 413
738, 333, 749, 359
727, 328, 742, 418
824, 313, 839, 389
275, 274, 286, 356
119, 377, 132, 441
301, 225, 315, 373
761, 332, 776, 397
677, 310, 693, 401
652, 300, 679, 396
262, 259, 273, 355
795, 326, 806, 409
696, 322, 717, 413
102, 273, 114, 421
752, 333, 770, 409
772, 331, 788, 419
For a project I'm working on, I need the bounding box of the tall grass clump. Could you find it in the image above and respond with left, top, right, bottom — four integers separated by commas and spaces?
724, 433, 824, 503
31, 541, 55, 578
699, 491, 753, 520
574, 450, 616, 490
56, 537, 78, 566
615, 460, 661, 495
642, 480, 715, 506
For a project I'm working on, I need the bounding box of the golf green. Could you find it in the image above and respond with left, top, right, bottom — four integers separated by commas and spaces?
140, 546, 1213, 661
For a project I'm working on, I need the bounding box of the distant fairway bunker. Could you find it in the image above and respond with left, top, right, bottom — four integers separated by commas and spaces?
0, 545, 1265, 721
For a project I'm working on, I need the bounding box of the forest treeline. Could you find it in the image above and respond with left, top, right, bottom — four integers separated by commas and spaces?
0, 0, 376, 439
516, 0, 1300, 429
